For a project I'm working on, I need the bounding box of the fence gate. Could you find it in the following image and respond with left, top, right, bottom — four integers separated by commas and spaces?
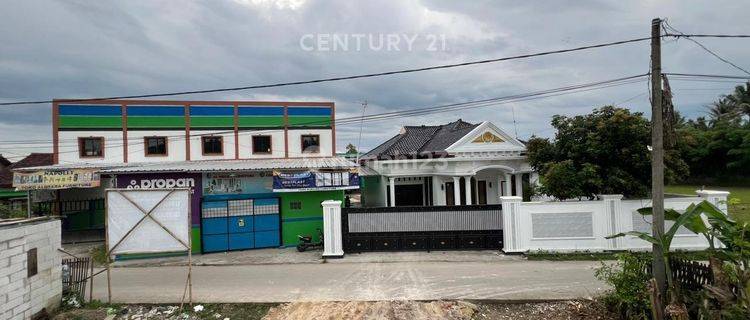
201, 197, 281, 253
343, 204, 504, 252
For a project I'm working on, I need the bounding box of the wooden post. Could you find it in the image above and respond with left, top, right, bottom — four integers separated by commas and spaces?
104, 191, 112, 304
88, 257, 94, 302
187, 191, 193, 306
650, 17, 667, 301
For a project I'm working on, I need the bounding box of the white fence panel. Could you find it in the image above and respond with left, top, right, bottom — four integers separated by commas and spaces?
501, 190, 729, 253
106, 189, 191, 255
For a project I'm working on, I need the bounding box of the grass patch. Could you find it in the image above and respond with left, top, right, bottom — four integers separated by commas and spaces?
666, 184, 750, 222
527, 250, 713, 261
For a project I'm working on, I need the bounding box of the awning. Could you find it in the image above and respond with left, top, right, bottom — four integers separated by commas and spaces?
98, 157, 358, 174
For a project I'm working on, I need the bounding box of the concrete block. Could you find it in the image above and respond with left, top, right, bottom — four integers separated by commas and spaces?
0, 261, 23, 278
0, 275, 9, 287
0, 228, 24, 242
0, 246, 23, 260
11, 302, 29, 317
9, 253, 25, 266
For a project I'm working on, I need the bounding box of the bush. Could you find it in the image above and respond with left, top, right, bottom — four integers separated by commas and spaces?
594, 253, 651, 319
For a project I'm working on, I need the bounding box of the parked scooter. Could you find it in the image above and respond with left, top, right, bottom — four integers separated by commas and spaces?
297, 228, 324, 252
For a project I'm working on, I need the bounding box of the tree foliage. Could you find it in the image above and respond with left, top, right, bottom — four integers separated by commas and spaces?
527, 106, 688, 200
676, 82, 750, 181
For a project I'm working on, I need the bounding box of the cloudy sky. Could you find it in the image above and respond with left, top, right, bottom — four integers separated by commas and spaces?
1, 0, 749, 160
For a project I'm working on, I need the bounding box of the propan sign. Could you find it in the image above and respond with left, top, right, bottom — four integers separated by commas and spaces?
106, 188, 191, 255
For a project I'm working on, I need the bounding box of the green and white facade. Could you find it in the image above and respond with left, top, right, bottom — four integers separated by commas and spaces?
46, 99, 356, 253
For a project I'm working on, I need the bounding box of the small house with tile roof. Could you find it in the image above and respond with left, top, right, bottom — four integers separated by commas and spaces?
359, 120, 537, 207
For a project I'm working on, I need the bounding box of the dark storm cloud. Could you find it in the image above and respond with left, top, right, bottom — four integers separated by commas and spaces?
0, 0, 748, 159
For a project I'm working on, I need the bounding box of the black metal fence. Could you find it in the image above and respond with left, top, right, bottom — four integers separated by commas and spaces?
62, 257, 92, 299
343, 204, 503, 252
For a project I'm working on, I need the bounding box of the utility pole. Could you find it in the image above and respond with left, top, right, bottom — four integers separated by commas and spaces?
355, 100, 367, 164
650, 17, 667, 299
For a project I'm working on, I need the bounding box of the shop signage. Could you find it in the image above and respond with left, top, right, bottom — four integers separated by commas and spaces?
13, 169, 101, 191
272, 169, 359, 192
116, 173, 202, 226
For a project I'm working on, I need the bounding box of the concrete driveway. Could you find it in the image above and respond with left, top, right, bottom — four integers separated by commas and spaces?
90, 259, 607, 303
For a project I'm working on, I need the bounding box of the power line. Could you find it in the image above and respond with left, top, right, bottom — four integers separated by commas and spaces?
0, 74, 647, 151
663, 21, 750, 76
0, 37, 655, 107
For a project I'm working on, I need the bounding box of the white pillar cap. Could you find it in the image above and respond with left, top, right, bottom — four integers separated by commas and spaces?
696, 190, 730, 197
321, 200, 343, 206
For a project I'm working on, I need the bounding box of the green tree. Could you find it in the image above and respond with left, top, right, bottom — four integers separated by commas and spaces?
345, 143, 357, 154
527, 106, 688, 200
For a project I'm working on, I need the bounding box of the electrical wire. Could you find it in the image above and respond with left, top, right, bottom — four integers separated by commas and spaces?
663, 21, 750, 76
0, 37, 655, 107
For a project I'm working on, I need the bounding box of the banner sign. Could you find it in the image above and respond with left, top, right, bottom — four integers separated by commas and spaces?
13, 169, 101, 191
273, 169, 359, 192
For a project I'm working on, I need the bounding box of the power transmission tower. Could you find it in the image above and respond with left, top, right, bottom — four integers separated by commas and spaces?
650, 18, 667, 301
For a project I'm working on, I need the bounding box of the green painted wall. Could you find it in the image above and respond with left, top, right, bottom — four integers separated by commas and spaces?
127, 116, 186, 128
191, 227, 201, 253
59, 116, 122, 129
280, 190, 343, 246
238, 116, 285, 128
287, 116, 331, 127
189, 116, 235, 128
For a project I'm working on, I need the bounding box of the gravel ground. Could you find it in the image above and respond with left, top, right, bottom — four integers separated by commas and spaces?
52, 300, 615, 320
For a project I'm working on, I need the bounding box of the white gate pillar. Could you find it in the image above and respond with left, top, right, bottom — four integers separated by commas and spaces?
322, 200, 344, 258
697, 190, 731, 214
500, 196, 523, 253
600, 194, 624, 250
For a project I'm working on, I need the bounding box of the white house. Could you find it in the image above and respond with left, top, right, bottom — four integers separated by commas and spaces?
359, 120, 537, 207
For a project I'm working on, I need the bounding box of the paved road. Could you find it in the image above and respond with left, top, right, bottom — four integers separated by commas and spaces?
91, 260, 607, 303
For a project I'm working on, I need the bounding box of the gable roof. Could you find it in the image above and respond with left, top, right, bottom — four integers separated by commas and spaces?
0, 155, 12, 168
362, 120, 480, 160
0, 167, 12, 188
9, 153, 54, 169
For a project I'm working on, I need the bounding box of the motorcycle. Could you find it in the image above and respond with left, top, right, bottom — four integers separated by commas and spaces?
297, 228, 324, 252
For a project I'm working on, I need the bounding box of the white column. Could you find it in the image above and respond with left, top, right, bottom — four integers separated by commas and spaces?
600, 194, 624, 250
464, 176, 473, 205
388, 177, 396, 207
321, 200, 344, 258
514, 173, 524, 200
697, 190, 731, 214
500, 196, 523, 253
452, 176, 461, 205
504, 173, 512, 197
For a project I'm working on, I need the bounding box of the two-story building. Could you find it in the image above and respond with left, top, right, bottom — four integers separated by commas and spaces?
14, 99, 358, 254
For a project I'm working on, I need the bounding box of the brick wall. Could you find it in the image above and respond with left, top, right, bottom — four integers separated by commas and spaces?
0, 219, 62, 320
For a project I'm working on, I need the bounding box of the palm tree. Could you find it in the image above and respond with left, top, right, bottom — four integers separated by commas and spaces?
726, 82, 750, 119
707, 98, 740, 126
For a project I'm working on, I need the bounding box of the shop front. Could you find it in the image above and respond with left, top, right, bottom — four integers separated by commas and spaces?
99, 157, 359, 254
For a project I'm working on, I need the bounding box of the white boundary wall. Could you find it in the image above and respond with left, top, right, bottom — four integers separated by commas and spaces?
0, 219, 62, 319
501, 190, 730, 253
